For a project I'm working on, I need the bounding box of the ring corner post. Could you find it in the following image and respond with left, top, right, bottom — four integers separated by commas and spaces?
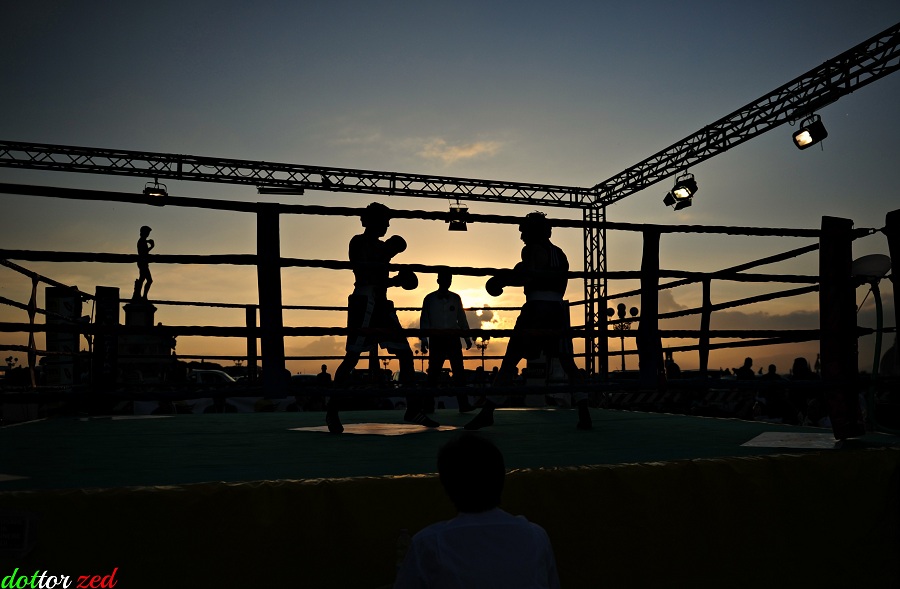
637, 228, 662, 389
257, 204, 287, 396
819, 215, 864, 439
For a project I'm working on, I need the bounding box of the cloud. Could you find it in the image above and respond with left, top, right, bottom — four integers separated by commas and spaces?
286, 336, 344, 359
326, 122, 504, 166
658, 291, 686, 314
418, 138, 502, 165
333, 130, 384, 146
466, 306, 495, 328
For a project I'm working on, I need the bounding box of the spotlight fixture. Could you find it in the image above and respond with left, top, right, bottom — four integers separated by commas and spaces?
663, 173, 697, 211
447, 200, 468, 232
142, 179, 168, 203
792, 114, 828, 150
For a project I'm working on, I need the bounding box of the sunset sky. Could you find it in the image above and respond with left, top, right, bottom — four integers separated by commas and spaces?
1, 1, 898, 377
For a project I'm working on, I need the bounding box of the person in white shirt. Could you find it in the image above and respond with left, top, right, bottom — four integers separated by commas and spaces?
394, 433, 560, 589
420, 270, 474, 412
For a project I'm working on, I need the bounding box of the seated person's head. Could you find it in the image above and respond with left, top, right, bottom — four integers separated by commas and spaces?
437, 433, 505, 513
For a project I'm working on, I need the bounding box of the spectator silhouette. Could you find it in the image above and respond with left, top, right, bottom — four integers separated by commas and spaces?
791, 357, 815, 379
735, 357, 755, 380
465, 212, 590, 430
787, 357, 822, 425
664, 351, 681, 380
420, 270, 474, 413
316, 364, 332, 386
329, 203, 437, 433
394, 433, 560, 589
757, 364, 788, 420
133, 225, 154, 300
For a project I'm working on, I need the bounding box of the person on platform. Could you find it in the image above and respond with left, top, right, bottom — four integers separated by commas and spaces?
420, 270, 475, 413
329, 203, 437, 434
465, 212, 591, 431
134, 225, 154, 300
394, 433, 560, 589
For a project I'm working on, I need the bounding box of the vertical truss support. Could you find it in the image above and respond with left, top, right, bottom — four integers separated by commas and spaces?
582, 205, 607, 377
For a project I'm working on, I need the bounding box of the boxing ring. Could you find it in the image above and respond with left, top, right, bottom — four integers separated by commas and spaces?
0, 186, 899, 588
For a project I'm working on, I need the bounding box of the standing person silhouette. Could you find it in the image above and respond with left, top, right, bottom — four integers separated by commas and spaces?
420, 270, 475, 413
315, 364, 332, 386
329, 203, 438, 434
465, 212, 591, 430
134, 225, 154, 300
394, 432, 560, 589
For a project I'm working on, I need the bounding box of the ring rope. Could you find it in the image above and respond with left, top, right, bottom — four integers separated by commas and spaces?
0, 250, 820, 285
2, 320, 877, 341
0, 181, 862, 237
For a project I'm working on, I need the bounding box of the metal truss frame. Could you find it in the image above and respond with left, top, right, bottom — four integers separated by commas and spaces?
582, 205, 607, 376
0, 141, 595, 209
591, 21, 900, 205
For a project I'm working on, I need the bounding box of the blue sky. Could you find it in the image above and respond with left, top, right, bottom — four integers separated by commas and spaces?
2, 1, 898, 375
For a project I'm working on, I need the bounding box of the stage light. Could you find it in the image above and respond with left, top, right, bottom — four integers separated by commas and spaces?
447, 201, 468, 231
142, 179, 167, 203
792, 115, 828, 150
663, 173, 697, 211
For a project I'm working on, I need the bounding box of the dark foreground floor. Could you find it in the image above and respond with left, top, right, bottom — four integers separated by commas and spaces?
1, 408, 899, 588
